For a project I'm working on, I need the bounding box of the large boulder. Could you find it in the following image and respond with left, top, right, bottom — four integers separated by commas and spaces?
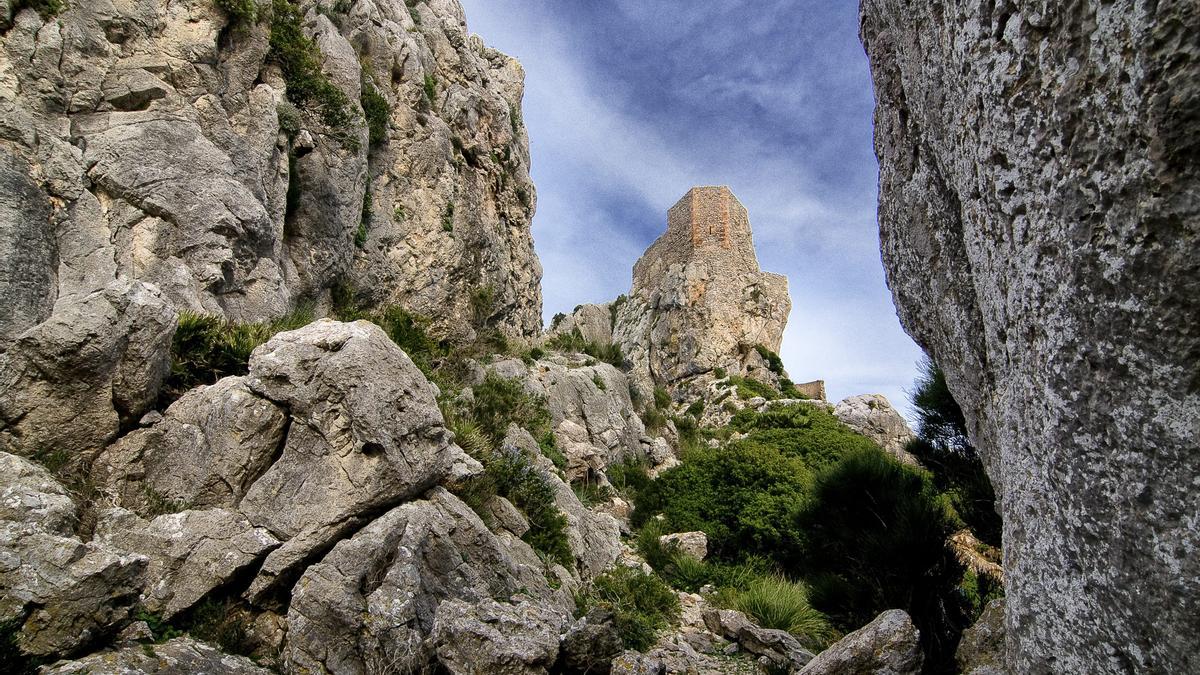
860, 1, 1200, 670
430, 598, 565, 675
799, 609, 922, 675
284, 488, 558, 674
703, 608, 814, 671
94, 508, 280, 621
832, 394, 917, 464
0, 453, 146, 658
0, 280, 175, 458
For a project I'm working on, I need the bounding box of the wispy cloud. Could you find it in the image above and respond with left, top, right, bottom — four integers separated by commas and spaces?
458, 0, 925, 418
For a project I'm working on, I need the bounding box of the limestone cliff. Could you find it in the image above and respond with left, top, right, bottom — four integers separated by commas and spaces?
861, 1, 1199, 671
0, 0, 541, 345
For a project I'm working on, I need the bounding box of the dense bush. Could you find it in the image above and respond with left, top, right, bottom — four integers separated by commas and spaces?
727, 375, 779, 401
606, 456, 651, 498
216, 0, 258, 25
729, 404, 879, 472
10, 0, 63, 19
576, 566, 680, 651
796, 447, 964, 668
470, 373, 552, 444
360, 74, 390, 147
633, 442, 810, 563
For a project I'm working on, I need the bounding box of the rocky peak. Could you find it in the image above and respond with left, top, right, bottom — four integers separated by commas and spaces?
614, 186, 791, 398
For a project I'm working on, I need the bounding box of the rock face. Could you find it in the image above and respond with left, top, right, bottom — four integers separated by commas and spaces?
956, 599, 1007, 675
861, 1, 1199, 671
44, 637, 272, 675
0, 453, 147, 657
610, 187, 791, 397
0, 0, 540, 344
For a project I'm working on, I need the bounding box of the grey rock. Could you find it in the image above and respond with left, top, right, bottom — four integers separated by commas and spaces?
0, 280, 176, 458
860, 1, 1200, 670
610, 650, 664, 675
94, 376, 288, 515
0, 147, 55, 343
237, 320, 472, 602
43, 636, 272, 674
0, 453, 147, 658
560, 608, 624, 674
660, 531, 707, 561
956, 599, 1007, 675
799, 609, 921, 675
430, 597, 564, 675
547, 302, 615, 346
485, 495, 530, 537
612, 187, 790, 399
95, 508, 280, 620
284, 488, 555, 675
832, 394, 918, 464
703, 608, 814, 671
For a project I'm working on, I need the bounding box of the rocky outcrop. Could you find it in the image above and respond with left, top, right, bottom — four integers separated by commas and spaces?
430, 598, 565, 675
832, 394, 917, 464
0, 0, 540, 345
43, 636, 272, 675
956, 599, 1007, 675
0, 453, 147, 658
703, 608, 815, 672
861, 1, 1199, 671
660, 531, 707, 561
0, 280, 176, 459
608, 186, 791, 398
284, 487, 560, 674
799, 609, 922, 675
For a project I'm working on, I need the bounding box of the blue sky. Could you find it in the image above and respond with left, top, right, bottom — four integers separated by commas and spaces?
458, 0, 926, 417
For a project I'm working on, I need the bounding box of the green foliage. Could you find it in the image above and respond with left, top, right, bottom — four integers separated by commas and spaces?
188, 598, 254, 656
163, 307, 315, 403
405, 0, 421, 26
633, 442, 810, 563
796, 447, 963, 665
684, 399, 705, 418
277, 102, 301, 138
538, 432, 566, 470
508, 102, 522, 135
652, 386, 672, 411
550, 312, 566, 330
360, 74, 390, 147
490, 448, 572, 566
269, 0, 358, 146
713, 367, 727, 379
639, 406, 667, 435
441, 201, 454, 232
729, 404, 879, 472
544, 328, 627, 369
216, 0, 259, 25
422, 73, 437, 105
357, 180, 372, 248
609, 294, 627, 327
908, 358, 1001, 547
592, 373, 607, 391
958, 568, 1004, 622
718, 576, 836, 648
572, 479, 613, 507
136, 610, 184, 643
143, 486, 187, 517
606, 456, 651, 498
577, 566, 680, 651
754, 345, 786, 376
471, 373, 552, 443
10, 0, 64, 19
728, 375, 780, 401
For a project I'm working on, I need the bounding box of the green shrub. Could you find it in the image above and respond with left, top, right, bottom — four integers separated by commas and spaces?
633, 443, 810, 564
796, 447, 963, 665
728, 375, 779, 401
728, 404, 879, 472
269, 0, 358, 146
718, 576, 835, 648
538, 432, 566, 470
216, 0, 258, 25
471, 373, 552, 443
754, 345, 786, 376
607, 457, 651, 498
360, 74, 390, 147
550, 312, 566, 330
188, 598, 254, 656
652, 386, 671, 411
577, 566, 680, 651
162, 306, 315, 403
277, 102, 301, 138
487, 448, 572, 566
609, 295, 627, 327
713, 367, 727, 379
422, 73, 437, 104
545, 328, 627, 369
640, 406, 667, 435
